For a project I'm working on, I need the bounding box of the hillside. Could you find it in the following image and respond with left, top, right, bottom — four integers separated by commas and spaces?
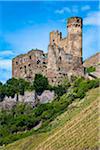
3, 87, 100, 150
83, 53, 100, 79
83, 52, 100, 68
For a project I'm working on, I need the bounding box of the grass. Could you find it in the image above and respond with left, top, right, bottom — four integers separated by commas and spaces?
2, 87, 100, 150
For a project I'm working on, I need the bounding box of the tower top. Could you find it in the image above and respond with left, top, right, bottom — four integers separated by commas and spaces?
67, 17, 82, 28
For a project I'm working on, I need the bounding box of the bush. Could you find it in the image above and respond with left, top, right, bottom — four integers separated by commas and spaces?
53, 85, 66, 97
86, 66, 96, 73
73, 77, 85, 87
87, 79, 99, 89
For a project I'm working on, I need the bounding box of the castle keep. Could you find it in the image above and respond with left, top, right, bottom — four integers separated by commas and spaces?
12, 17, 84, 85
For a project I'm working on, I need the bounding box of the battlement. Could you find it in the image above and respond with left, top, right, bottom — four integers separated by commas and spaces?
67, 17, 82, 25
50, 30, 62, 45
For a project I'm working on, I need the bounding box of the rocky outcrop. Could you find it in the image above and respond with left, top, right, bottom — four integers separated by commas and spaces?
0, 90, 55, 110
0, 91, 36, 110
37, 90, 55, 104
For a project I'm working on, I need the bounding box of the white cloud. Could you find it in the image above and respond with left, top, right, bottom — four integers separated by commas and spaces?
55, 7, 71, 14
0, 50, 14, 56
0, 59, 12, 71
81, 5, 91, 11
84, 11, 100, 26
55, 6, 79, 15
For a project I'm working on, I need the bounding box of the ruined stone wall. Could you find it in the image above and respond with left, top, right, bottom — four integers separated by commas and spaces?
12, 49, 48, 82
12, 17, 84, 85
47, 17, 84, 85
49, 17, 82, 57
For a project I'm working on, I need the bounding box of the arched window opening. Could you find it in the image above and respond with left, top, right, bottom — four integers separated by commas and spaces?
29, 56, 32, 59
24, 66, 27, 74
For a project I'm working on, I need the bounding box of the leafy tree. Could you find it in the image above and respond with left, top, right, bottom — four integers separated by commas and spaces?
5, 78, 32, 101
0, 82, 2, 86
0, 85, 6, 101
33, 74, 49, 94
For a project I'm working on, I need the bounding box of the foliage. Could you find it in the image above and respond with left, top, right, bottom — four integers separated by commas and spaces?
86, 66, 96, 73
0, 76, 99, 146
0, 78, 33, 101
52, 85, 66, 97
73, 78, 100, 99
33, 74, 49, 94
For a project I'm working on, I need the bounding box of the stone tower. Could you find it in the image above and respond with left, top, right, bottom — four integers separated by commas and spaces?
47, 17, 83, 84
67, 17, 82, 57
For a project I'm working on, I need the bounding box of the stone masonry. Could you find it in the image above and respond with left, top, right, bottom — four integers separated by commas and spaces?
12, 17, 84, 85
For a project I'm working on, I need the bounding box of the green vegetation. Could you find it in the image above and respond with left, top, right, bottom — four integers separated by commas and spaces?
33, 74, 49, 94
0, 78, 33, 102
86, 66, 96, 73
0, 76, 99, 147
3, 87, 100, 150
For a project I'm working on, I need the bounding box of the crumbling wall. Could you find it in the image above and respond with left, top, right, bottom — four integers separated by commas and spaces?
12, 17, 84, 85
12, 49, 48, 82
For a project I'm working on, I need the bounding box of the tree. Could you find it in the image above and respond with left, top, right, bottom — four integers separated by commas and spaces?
0, 82, 2, 86
5, 78, 32, 101
0, 85, 5, 101
33, 74, 49, 94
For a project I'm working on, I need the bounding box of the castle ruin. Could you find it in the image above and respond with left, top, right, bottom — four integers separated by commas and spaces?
12, 17, 84, 85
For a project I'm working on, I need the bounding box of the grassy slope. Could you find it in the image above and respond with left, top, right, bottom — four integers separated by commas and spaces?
3, 87, 100, 150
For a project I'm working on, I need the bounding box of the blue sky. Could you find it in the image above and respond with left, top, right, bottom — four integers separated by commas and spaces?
0, 1, 100, 83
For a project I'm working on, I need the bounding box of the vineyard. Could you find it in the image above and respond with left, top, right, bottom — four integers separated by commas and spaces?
3, 87, 100, 150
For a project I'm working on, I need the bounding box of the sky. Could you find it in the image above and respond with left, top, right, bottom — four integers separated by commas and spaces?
0, 0, 100, 83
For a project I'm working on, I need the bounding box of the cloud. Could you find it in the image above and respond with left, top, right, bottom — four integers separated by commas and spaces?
84, 11, 100, 25
55, 7, 71, 14
0, 58, 12, 82
0, 59, 12, 71
55, 6, 79, 15
0, 50, 14, 56
81, 5, 91, 11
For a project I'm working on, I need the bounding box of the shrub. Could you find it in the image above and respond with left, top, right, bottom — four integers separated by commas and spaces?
73, 76, 85, 87
53, 85, 66, 97
86, 66, 96, 73
87, 79, 99, 89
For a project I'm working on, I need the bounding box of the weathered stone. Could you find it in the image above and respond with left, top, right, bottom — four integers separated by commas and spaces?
0, 90, 55, 109
12, 17, 84, 85
37, 90, 55, 104
83, 52, 100, 68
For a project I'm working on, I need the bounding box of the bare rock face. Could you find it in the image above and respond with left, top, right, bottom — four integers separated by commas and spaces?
37, 90, 55, 104
0, 90, 55, 110
0, 99, 16, 110
18, 91, 36, 104
0, 91, 36, 110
